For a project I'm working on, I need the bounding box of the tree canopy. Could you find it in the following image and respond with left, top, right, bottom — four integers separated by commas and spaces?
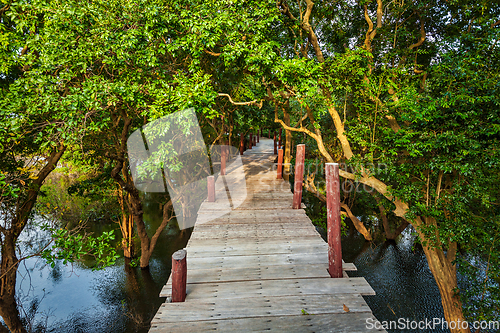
1, 0, 499, 332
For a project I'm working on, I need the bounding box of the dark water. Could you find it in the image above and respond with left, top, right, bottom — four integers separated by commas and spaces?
341, 228, 448, 333
13, 189, 454, 333
14, 197, 191, 333
312, 224, 447, 333
302, 187, 448, 333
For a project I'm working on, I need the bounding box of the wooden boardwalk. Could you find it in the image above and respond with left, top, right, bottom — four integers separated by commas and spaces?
150, 138, 385, 332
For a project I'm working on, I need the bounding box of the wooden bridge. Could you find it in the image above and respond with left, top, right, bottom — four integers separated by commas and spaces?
149, 138, 385, 332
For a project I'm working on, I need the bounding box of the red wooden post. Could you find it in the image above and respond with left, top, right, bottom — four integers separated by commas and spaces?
207, 175, 215, 202
292, 144, 305, 209
326, 163, 342, 278
257, 131, 260, 143
248, 133, 253, 149
278, 128, 282, 148
253, 135, 256, 146
171, 249, 187, 302
268, 129, 271, 138
273, 133, 277, 154
220, 145, 226, 175
277, 149, 284, 179
239, 133, 244, 155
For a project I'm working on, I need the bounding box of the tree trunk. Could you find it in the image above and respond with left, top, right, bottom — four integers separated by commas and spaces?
117, 188, 135, 258
284, 109, 292, 181
374, 195, 408, 240
340, 204, 372, 241
121, 214, 134, 258
415, 217, 469, 333
302, 173, 372, 241
125, 187, 150, 269
424, 246, 469, 332
0, 146, 65, 332
0, 234, 28, 333
111, 161, 151, 268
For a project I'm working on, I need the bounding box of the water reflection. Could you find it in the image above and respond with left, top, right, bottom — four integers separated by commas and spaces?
302, 186, 447, 333
343, 225, 447, 333
11, 189, 453, 333
12, 196, 191, 333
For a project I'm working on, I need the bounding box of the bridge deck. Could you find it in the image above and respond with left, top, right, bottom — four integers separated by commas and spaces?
149, 138, 385, 333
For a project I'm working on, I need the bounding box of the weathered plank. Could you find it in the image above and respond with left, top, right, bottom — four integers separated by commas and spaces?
160, 264, 358, 297
149, 139, 385, 333
196, 208, 311, 223
160, 277, 374, 300
189, 227, 320, 240
192, 221, 315, 231
152, 294, 373, 323
150, 312, 385, 332
185, 242, 329, 258
183, 235, 324, 248
182, 252, 335, 271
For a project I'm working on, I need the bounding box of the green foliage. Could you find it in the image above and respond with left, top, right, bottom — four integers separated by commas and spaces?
0, 172, 20, 200
2, 0, 500, 327
309, 203, 347, 237
35, 168, 120, 227
128, 257, 140, 268
457, 239, 500, 322
41, 227, 119, 270
252, 0, 500, 323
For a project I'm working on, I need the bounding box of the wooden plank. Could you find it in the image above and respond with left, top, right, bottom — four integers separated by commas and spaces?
192, 221, 314, 231
198, 226, 316, 233
149, 139, 384, 333
185, 242, 329, 258
189, 227, 320, 240
195, 216, 313, 225
152, 294, 372, 323
183, 252, 332, 271
160, 263, 357, 297
196, 208, 311, 224
187, 234, 322, 244
160, 277, 374, 300
185, 235, 324, 249
150, 312, 385, 332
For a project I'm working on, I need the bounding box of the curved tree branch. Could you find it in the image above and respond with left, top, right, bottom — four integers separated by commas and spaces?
217, 93, 263, 108
363, 0, 383, 52
341, 203, 373, 241
204, 49, 221, 56
408, 17, 426, 50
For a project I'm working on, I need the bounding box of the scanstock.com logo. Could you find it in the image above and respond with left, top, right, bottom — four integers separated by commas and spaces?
126, 108, 247, 229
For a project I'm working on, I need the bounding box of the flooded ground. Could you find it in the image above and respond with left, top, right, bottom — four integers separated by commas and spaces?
13, 199, 191, 333
10, 190, 451, 333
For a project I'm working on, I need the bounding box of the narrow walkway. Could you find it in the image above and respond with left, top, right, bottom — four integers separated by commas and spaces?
150, 138, 385, 332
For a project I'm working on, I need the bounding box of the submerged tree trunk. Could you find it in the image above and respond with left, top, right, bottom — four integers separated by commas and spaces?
117, 188, 135, 258
111, 164, 174, 269
121, 214, 134, 258
110, 115, 174, 269
340, 204, 372, 241
414, 217, 469, 333
374, 195, 408, 240
0, 235, 27, 333
0, 146, 65, 332
111, 158, 151, 269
